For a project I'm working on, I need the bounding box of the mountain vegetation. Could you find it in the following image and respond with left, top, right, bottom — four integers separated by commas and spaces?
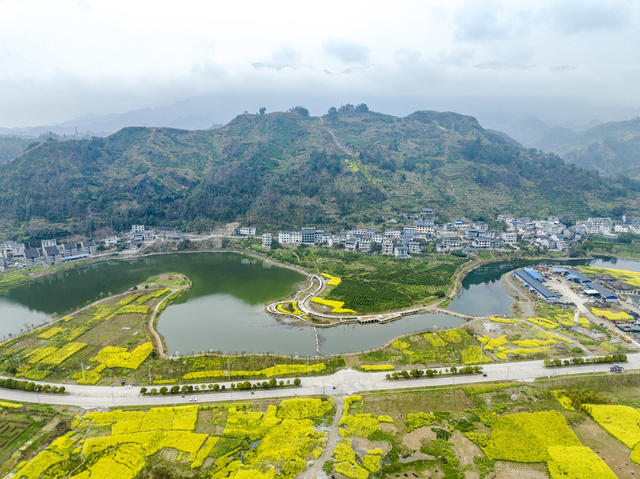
0, 108, 638, 240
0, 136, 33, 165
530, 118, 640, 180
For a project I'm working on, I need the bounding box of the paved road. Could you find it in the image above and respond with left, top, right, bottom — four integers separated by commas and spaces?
1, 354, 637, 409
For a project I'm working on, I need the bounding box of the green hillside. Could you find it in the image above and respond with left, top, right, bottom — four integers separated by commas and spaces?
536, 118, 640, 180
0, 136, 32, 164
0, 109, 638, 239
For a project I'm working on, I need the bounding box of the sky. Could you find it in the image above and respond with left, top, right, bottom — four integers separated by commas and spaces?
0, 0, 639, 128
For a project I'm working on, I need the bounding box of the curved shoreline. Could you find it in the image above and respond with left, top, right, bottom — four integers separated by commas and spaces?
0, 247, 598, 331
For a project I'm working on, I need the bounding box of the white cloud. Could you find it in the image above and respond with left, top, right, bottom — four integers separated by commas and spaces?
323, 39, 370, 63
0, 0, 637, 126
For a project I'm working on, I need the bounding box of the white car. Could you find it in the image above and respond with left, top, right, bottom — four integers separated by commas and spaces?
189, 397, 198, 402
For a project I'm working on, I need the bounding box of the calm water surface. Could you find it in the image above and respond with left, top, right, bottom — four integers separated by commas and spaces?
1, 253, 637, 355
447, 256, 640, 317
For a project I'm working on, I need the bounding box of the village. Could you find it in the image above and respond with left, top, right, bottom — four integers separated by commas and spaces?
2, 210, 640, 273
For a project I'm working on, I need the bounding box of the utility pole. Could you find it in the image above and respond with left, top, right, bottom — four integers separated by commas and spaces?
148, 362, 151, 383
227, 358, 231, 379
81, 361, 85, 382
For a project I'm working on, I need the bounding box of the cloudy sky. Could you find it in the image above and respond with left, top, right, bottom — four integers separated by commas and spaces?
1, 0, 638, 127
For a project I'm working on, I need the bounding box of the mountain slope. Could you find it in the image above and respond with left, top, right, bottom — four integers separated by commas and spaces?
0, 110, 637, 239
538, 118, 640, 179
0, 136, 33, 164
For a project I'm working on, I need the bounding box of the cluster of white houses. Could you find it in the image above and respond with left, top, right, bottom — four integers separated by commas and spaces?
0, 239, 97, 270
239, 213, 640, 258
248, 217, 506, 258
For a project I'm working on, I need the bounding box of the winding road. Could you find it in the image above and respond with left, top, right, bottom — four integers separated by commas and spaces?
1, 354, 636, 409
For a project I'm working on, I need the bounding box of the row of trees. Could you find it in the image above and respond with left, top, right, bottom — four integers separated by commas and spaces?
0, 377, 65, 393
141, 377, 302, 395
544, 353, 627, 367
387, 365, 483, 380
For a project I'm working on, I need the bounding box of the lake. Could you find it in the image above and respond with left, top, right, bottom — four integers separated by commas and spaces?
0, 253, 464, 355
2, 252, 636, 356
447, 256, 640, 317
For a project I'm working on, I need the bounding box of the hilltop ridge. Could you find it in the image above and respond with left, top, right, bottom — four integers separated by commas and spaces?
0, 108, 637, 239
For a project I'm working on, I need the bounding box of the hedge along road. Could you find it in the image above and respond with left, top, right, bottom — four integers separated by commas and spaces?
0, 353, 637, 409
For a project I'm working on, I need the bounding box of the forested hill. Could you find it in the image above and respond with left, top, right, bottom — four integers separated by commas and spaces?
0, 109, 638, 240
535, 118, 640, 180
0, 136, 33, 164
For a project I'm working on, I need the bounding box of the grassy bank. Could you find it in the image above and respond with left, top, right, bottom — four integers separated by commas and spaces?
258, 247, 467, 313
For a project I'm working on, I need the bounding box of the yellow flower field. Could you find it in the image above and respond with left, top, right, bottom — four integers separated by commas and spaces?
469, 411, 582, 462
333, 440, 369, 479
479, 335, 508, 351
585, 404, 640, 449
405, 412, 436, 432
360, 364, 394, 371
276, 398, 333, 419
391, 339, 410, 350
321, 273, 342, 285
591, 307, 633, 321
547, 445, 616, 479
551, 390, 575, 411
38, 326, 65, 339
182, 362, 325, 380
580, 266, 640, 288
424, 332, 447, 347
90, 342, 153, 370
311, 296, 356, 313
136, 288, 170, 304
339, 395, 393, 437
41, 342, 87, 365
276, 300, 304, 316
461, 345, 492, 364
527, 317, 559, 329
489, 317, 517, 324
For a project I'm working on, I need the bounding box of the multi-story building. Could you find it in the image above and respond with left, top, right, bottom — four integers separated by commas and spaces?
381, 239, 394, 255
408, 241, 421, 254
131, 224, 145, 234
358, 239, 372, 252
344, 239, 358, 251
394, 245, 409, 258
25, 248, 43, 268
415, 221, 435, 235
239, 227, 256, 236
41, 239, 57, 248
501, 231, 518, 244
43, 245, 63, 264
261, 233, 272, 250
104, 236, 119, 246
301, 228, 316, 245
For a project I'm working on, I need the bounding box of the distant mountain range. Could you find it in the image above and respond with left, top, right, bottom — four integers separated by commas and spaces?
0, 108, 637, 241
527, 118, 640, 180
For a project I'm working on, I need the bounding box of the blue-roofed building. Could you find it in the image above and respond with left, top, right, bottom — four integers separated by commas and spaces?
524, 267, 545, 282
513, 269, 559, 302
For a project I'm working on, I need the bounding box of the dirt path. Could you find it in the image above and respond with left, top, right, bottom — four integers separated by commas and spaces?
298, 396, 344, 479
324, 127, 354, 155
147, 288, 180, 359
